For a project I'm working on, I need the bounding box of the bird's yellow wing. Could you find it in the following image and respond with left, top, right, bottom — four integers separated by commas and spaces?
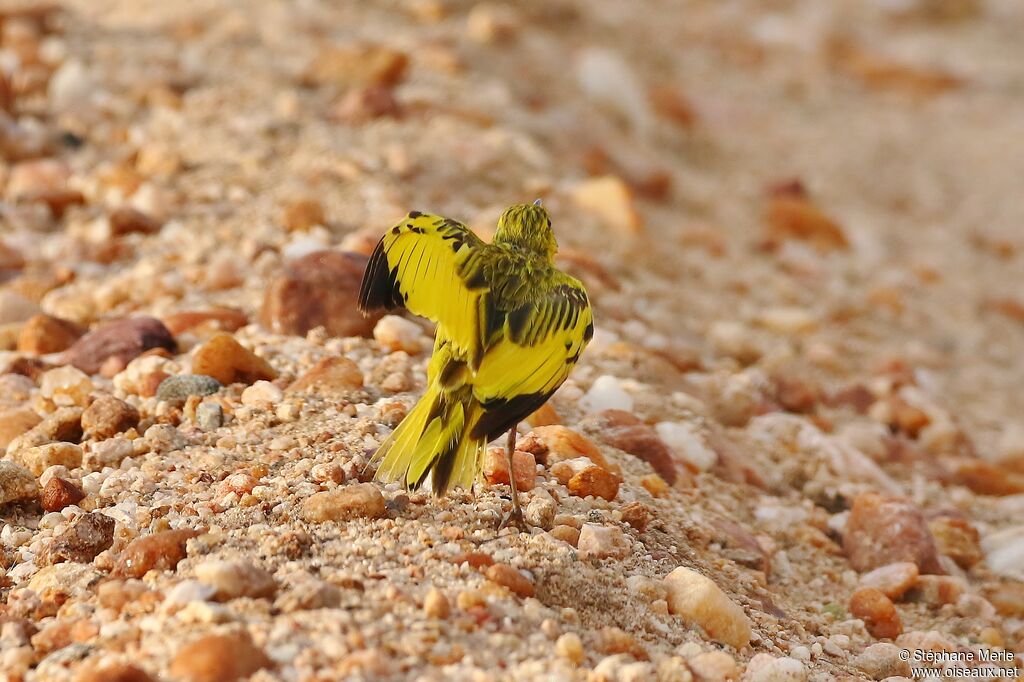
470, 275, 594, 441
358, 212, 488, 362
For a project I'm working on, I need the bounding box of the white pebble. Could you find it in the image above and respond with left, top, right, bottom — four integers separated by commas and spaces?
655, 421, 717, 471
579, 375, 633, 413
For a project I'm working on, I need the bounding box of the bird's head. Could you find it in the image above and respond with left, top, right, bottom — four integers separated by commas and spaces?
493, 199, 558, 259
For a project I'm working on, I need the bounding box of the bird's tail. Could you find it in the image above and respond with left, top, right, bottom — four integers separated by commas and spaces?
371, 386, 485, 495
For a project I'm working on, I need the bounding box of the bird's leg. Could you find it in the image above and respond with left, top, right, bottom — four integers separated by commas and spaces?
498, 424, 526, 530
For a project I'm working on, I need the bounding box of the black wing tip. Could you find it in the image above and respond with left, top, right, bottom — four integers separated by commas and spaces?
358, 237, 406, 314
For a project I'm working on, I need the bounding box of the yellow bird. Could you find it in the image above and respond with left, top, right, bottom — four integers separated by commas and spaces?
358, 200, 593, 526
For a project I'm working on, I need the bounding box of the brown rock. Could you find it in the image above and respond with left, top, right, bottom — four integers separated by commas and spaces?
621, 502, 651, 532
282, 198, 326, 232
519, 425, 610, 469
169, 630, 272, 682
191, 332, 277, 385
304, 44, 409, 88
5, 406, 83, 456
928, 514, 982, 569
849, 587, 902, 639
985, 581, 1024, 617
194, 559, 278, 601
108, 206, 162, 236
664, 566, 752, 649
0, 460, 37, 506
886, 396, 931, 437
17, 313, 85, 354
423, 587, 450, 619
909, 575, 966, 607
260, 250, 381, 338
482, 447, 536, 492
592, 410, 677, 484
640, 473, 670, 497
842, 492, 944, 574
485, 563, 534, 598
63, 317, 176, 375
764, 183, 848, 252
162, 308, 248, 336
858, 562, 919, 600
76, 662, 155, 682
287, 356, 363, 396
40, 476, 85, 511
0, 406, 41, 448
81, 395, 139, 440
16, 442, 82, 475
550, 524, 580, 547
302, 483, 386, 522
114, 528, 201, 578
947, 458, 1024, 496
567, 464, 619, 501
2, 356, 51, 381
448, 551, 494, 569
45, 512, 115, 564
331, 86, 401, 123
526, 402, 560, 427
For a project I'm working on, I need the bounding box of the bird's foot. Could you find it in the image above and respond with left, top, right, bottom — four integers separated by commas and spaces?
497, 505, 528, 531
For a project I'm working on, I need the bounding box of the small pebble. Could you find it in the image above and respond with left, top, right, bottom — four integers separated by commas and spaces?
550, 525, 581, 547
195, 402, 224, 430
525, 496, 556, 529
0, 460, 39, 505
843, 492, 944, 574
45, 512, 115, 564
302, 483, 387, 522
114, 528, 201, 578
39, 366, 93, 407
191, 333, 277, 386
81, 395, 139, 440
483, 447, 536, 492
555, 632, 584, 665
194, 559, 278, 601
687, 650, 739, 682
16, 442, 83, 476
580, 375, 634, 413
577, 524, 630, 560
40, 477, 85, 512
169, 630, 272, 682
373, 315, 423, 354
156, 375, 222, 403
288, 356, 364, 396
485, 563, 535, 598
63, 316, 176, 376
852, 642, 911, 680
663, 566, 752, 649
858, 562, 919, 600
423, 587, 451, 619
240, 380, 284, 407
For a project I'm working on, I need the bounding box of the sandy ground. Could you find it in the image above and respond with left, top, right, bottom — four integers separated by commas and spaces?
1, 0, 1024, 680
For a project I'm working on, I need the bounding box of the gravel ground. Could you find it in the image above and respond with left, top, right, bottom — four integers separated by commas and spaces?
1, 1, 1023, 681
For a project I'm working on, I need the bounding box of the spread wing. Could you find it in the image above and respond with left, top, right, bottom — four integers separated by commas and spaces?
358, 211, 488, 363
470, 273, 594, 440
